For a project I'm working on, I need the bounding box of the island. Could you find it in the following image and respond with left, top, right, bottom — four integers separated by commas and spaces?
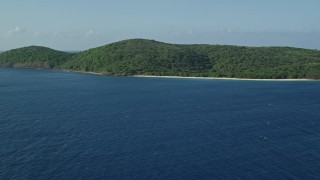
0, 39, 319, 79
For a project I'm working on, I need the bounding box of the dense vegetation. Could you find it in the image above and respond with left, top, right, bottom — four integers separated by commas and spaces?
1, 39, 320, 79
0, 46, 73, 68
62, 39, 212, 76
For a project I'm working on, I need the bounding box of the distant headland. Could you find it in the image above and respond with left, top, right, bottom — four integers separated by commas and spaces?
0, 39, 319, 79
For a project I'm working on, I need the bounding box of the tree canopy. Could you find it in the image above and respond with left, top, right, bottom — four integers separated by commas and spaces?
1, 39, 320, 79
0, 46, 73, 68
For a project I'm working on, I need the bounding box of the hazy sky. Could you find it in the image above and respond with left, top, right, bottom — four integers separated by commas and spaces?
1, 0, 320, 50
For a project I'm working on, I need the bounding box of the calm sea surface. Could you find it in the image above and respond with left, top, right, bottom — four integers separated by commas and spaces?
1, 68, 320, 180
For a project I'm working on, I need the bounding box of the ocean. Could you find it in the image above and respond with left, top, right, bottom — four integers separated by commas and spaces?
1, 68, 320, 179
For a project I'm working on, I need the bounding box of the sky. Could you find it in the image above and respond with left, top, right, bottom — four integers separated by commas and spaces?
1, 0, 320, 51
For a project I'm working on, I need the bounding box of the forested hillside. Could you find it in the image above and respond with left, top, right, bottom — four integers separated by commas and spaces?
1, 39, 320, 79
0, 46, 73, 68
62, 39, 212, 76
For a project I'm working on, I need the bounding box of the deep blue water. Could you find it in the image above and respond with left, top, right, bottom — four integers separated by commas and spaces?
1, 68, 320, 180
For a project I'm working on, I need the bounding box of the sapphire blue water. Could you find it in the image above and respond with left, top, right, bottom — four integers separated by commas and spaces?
1, 68, 320, 179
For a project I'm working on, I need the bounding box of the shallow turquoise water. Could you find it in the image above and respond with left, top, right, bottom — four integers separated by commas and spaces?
1, 68, 320, 179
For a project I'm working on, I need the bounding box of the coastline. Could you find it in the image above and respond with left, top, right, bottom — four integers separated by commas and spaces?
132, 75, 317, 81
59, 70, 319, 81
0, 67, 317, 81
61, 69, 103, 76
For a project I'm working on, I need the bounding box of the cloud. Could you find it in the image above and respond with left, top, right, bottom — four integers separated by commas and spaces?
52, 31, 59, 37
85, 30, 95, 38
219, 28, 232, 34
7, 26, 27, 36
13, 26, 21, 33
34, 32, 40, 37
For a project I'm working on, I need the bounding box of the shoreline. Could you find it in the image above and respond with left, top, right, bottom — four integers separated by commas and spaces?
1, 67, 317, 81
61, 69, 104, 76
132, 75, 317, 81
56, 70, 320, 81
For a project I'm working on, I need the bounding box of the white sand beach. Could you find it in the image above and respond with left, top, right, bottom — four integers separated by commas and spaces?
63, 70, 317, 81
132, 75, 317, 81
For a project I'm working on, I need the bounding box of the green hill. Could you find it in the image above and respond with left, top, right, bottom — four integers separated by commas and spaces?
62, 39, 212, 76
192, 45, 320, 79
1, 39, 320, 79
62, 39, 320, 79
0, 46, 73, 68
